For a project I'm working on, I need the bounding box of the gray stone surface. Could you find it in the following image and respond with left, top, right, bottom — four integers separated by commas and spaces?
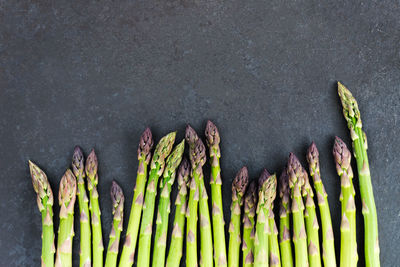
0, 1, 399, 266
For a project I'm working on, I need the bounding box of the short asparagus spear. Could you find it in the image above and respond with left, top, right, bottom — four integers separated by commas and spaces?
85, 149, 103, 267
254, 169, 273, 267
105, 181, 125, 267
338, 82, 380, 267
307, 143, 336, 267
242, 181, 257, 267
267, 174, 280, 267
119, 128, 154, 267
165, 158, 191, 267
334, 137, 358, 267
137, 131, 176, 267
287, 153, 308, 267
228, 166, 249, 267
152, 140, 185, 267
72, 147, 91, 267
185, 126, 206, 267
55, 169, 77, 267
205, 120, 227, 267
29, 161, 55, 267
301, 169, 321, 267
278, 168, 293, 267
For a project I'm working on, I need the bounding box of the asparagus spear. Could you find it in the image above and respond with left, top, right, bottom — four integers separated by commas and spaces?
55, 169, 77, 267
185, 126, 206, 267
29, 161, 55, 267
287, 153, 308, 267
301, 169, 321, 267
337, 82, 380, 266
165, 158, 191, 267
137, 131, 176, 267
242, 181, 257, 267
152, 140, 185, 267
333, 137, 358, 267
105, 181, 125, 267
228, 166, 249, 267
72, 147, 91, 267
307, 143, 336, 267
205, 120, 227, 267
85, 149, 103, 267
278, 168, 293, 267
254, 169, 273, 267
267, 174, 280, 267
119, 128, 154, 267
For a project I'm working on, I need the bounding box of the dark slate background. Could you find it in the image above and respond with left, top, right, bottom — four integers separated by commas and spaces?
1, 1, 399, 266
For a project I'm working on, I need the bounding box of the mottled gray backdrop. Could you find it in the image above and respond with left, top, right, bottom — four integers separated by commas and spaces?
1, 1, 399, 266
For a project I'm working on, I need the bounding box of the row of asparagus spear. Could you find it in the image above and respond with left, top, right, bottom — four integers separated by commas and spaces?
29, 82, 380, 267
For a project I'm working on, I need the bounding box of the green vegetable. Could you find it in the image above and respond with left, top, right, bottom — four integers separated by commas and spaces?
242, 181, 257, 267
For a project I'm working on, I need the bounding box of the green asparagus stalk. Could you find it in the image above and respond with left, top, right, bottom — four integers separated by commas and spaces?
301, 169, 321, 267
199, 173, 214, 267
307, 143, 336, 267
278, 168, 293, 267
105, 181, 125, 267
85, 149, 103, 267
228, 166, 249, 267
136, 131, 176, 267
165, 158, 191, 267
333, 137, 358, 267
72, 147, 91, 267
242, 181, 257, 267
254, 169, 273, 267
267, 174, 280, 267
119, 128, 154, 267
287, 153, 308, 267
185, 126, 206, 267
205, 120, 227, 267
338, 82, 380, 267
29, 161, 55, 267
55, 169, 77, 267
152, 140, 185, 267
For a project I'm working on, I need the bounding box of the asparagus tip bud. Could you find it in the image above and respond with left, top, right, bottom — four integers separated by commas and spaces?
29, 161, 53, 206
287, 153, 305, 187
111, 180, 124, 214
192, 138, 206, 168
138, 127, 154, 162
258, 168, 271, 189
177, 157, 191, 186
72, 146, 84, 177
258, 173, 277, 208
164, 139, 185, 176
245, 180, 258, 207
205, 120, 220, 147
232, 166, 249, 197
279, 167, 289, 198
59, 169, 77, 209
333, 136, 352, 171
85, 149, 98, 179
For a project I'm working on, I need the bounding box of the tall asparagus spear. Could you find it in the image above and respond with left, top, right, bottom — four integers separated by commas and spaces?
278, 168, 293, 267
242, 181, 257, 267
267, 174, 280, 267
55, 169, 77, 267
152, 140, 185, 267
85, 149, 103, 267
254, 169, 273, 267
301, 169, 321, 267
307, 143, 336, 267
72, 147, 91, 267
29, 161, 55, 267
119, 128, 154, 267
338, 82, 380, 266
166, 158, 191, 267
136, 131, 176, 267
186, 125, 213, 267
205, 120, 227, 267
333, 137, 358, 267
105, 181, 125, 267
185, 126, 206, 267
287, 153, 308, 267
228, 166, 249, 267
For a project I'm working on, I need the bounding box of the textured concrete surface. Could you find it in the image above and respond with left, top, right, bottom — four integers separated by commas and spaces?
0, 1, 399, 266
